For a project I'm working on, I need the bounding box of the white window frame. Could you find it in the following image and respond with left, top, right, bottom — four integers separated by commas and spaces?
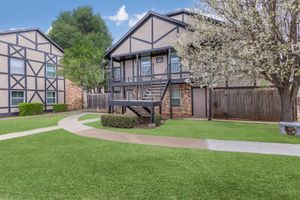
46, 91, 56, 105
10, 58, 25, 75
10, 90, 25, 107
46, 64, 56, 78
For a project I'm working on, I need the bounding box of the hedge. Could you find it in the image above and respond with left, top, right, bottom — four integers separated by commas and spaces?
101, 114, 138, 128
18, 103, 44, 116
154, 115, 162, 126
53, 104, 68, 113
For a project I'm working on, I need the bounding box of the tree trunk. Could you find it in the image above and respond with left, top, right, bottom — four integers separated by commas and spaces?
278, 86, 298, 122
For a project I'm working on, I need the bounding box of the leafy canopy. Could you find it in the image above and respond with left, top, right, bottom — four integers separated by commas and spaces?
48, 6, 112, 92
175, 0, 300, 121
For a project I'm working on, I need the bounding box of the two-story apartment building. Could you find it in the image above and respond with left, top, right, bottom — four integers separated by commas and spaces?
0, 28, 82, 116
105, 10, 210, 122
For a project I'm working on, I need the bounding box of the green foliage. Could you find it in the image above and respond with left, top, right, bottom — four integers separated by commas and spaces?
61, 41, 106, 92
48, 6, 112, 92
48, 6, 112, 50
18, 103, 44, 116
53, 104, 68, 113
101, 114, 138, 128
154, 115, 162, 126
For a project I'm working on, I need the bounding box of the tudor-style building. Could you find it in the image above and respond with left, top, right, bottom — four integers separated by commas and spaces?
105, 9, 209, 122
0, 28, 81, 116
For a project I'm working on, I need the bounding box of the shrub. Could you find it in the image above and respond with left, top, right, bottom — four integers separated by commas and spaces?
101, 114, 138, 128
53, 104, 68, 113
18, 103, 44, 116
154, 115, 162, 126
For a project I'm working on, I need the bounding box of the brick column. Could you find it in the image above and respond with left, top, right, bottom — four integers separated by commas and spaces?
65, 79, 83, 110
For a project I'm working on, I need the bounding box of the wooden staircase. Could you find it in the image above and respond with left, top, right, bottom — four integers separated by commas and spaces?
126, 81, 169, 117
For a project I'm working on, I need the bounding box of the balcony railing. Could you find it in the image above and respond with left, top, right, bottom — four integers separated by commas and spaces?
110, 64, 189, 84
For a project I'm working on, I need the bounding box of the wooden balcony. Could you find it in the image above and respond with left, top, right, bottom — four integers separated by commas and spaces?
110, 71, 189, 87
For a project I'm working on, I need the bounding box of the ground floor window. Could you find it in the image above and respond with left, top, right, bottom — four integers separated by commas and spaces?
171, 85, 181, 107
46, 91, 56, 104
11, 91, 25, 106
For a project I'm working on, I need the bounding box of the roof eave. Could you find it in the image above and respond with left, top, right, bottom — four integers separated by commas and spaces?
105, 11, 187, 59
0, 28, 64, 53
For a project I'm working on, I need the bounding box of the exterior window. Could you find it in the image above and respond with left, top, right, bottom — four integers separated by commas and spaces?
114, 67, 121, 81
10, 58, 25, 75
46, 91, 56, 104
141, 57, 151, 76
11, 91, 24, 106
170, 53, 181, 73
171, 86, 180, 107
46, 64, 56, 78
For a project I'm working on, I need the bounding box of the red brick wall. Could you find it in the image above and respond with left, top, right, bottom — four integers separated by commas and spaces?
160, 83, 192, 117
65, 80, 83, 110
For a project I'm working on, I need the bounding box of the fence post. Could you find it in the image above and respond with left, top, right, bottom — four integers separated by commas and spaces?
208, 87, 212, 121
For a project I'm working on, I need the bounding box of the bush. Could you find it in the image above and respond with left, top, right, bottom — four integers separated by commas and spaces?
101, 114, 138, 128
154, 115, 162, 126
53, 104, 68, 113
18, 103, 44, 116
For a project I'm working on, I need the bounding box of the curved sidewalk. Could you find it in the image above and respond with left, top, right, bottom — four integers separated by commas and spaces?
59, 114, 300, 157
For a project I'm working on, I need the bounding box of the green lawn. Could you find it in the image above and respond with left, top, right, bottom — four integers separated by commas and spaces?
0, 113, 70, 135
78, 113, 102, 121
86, 119, 300, 144
0, 130, 299, 199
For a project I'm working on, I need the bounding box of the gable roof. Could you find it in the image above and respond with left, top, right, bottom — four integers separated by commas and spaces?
105, 11, 188, 59
0, 28, 64, 53
164, 9, 195, 17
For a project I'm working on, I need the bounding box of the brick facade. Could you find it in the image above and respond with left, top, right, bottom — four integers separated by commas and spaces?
160, 83, 192, 117
65, 80, 83, 110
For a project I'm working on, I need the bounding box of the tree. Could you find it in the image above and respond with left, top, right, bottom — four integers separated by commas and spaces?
48, 6, 112, 93
61, 39, 106, 93
175, 0, 300, 121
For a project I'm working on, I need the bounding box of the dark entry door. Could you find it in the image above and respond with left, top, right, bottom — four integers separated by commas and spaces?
193, 88, 207, 118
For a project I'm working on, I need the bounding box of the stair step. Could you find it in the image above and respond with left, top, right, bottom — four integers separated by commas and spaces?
129, 106, 151, 117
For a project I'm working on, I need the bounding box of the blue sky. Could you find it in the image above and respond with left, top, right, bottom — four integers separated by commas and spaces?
0, 0, 197, 43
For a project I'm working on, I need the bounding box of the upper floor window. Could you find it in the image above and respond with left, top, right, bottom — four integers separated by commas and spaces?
10, 58, 25, 75
46, 64, 56, 78
11, 91, 25, 106
170, 53, 181, 73
113, 67, 121, 81
141, 57, 151, 76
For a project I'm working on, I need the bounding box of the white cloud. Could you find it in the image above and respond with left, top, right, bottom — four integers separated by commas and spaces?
128, 12, 147, 27
47, 27, 52, 34
109, 5, 129, 26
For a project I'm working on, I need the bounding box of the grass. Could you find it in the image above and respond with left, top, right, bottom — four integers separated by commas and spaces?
78, 113, 102, 121
0, 113, 70, 135
86, 119, 300, 144
0, 129, 300, 199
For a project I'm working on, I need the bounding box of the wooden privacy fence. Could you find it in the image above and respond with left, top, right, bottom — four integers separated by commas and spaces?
86, 93, 121, 113
212, 87, 281, 121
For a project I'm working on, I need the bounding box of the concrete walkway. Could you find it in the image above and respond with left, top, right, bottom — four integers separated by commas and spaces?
0, 126, 60, 141
0, 118, 98, 141
58, 114, 300, 157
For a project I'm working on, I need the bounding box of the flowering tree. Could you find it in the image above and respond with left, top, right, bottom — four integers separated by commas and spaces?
175, 0, 300, 121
